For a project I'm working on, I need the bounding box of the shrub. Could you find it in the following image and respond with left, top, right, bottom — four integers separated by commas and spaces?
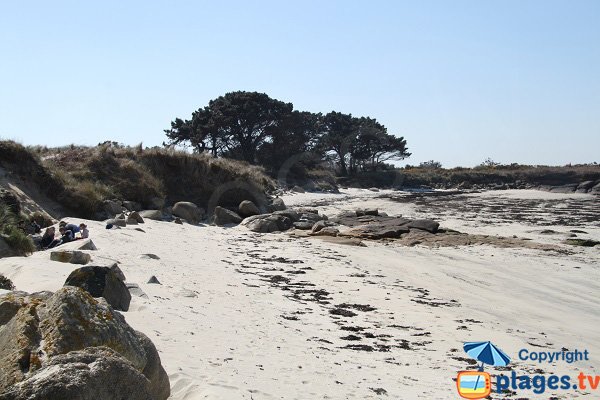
0, 274, 15, 290
2, 225, 35, 256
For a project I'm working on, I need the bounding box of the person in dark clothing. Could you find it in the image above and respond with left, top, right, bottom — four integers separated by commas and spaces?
41, 227, 57, 249
58, 227, 74, 244
59, 221, 80, 237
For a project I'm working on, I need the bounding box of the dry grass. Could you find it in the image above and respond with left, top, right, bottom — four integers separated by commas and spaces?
3, 141, 274, 218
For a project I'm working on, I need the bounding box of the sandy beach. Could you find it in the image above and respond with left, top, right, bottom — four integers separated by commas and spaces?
1, 189, 598, 399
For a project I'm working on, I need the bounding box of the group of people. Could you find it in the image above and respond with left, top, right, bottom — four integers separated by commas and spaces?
40, 221, 89, 250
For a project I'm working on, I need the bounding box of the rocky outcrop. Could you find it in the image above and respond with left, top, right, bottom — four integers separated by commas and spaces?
214, 206, 243, 225
64, 266, 131, 311
50, 250, 91, 265
238, 200, 260, 218
128, 211, 144, 224
172, 202, 205, 224
0, 287, 169, 399
241, 214, 293, 233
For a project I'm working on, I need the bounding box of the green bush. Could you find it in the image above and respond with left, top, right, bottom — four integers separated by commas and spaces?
2, 225, 35, 256
0, 274, 15, 290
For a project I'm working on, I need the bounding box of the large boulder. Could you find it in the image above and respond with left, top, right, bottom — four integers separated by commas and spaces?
64, 266, 131, 311
270, 198, 286, 211
50, 250, 91, 265
139, 210, 163, 221
591, 182, 600, 194
238, 200, 260, 218
0, 287, 169, 399
0, 347, 155, 400
172, 202, 205, 224
272, 210, 300, 222
241, 214, 293, 233
213, 206, 242, 226
102, 200, 123, 215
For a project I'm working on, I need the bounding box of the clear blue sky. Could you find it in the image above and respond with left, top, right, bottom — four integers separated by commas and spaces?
1, 1, 598, 167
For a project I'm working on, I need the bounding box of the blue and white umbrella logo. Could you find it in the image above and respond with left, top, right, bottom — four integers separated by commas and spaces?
464, 341, 511, 370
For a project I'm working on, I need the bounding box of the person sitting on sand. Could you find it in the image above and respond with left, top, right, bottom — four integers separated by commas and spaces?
41, 227, 60, 249
79, 223, 89, 239
57, 226, 74, 245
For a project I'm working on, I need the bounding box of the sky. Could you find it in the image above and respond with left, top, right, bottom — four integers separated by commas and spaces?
0, 1, 598, 167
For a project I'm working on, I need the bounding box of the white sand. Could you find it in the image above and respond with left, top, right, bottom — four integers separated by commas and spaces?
1, 190, 599, 399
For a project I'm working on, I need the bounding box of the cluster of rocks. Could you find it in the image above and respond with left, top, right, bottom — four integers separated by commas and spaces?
0, 278, 169, 399
539, 180, 600, 194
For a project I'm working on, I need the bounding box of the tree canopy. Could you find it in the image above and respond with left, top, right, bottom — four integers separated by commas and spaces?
165, 91, 410, 176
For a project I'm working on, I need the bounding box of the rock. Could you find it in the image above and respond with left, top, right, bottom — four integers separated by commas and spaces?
172, 202, 205, 224
139, 254, 160, 260
291, 185, 305, 193
213, 206, 242, 225
147, 276, 161, 284
122, 201, 142, 212
293, 221, 314, 230
341, 217, 412, 239
548, 184, 578, 193
311, 220, 327, 233
126, 283, 148, 299
299, 212, 325, 223
126, 217, 139, 225
241, 214, 293, 233
407, 219, 440, 233
64, 266, 131, 311
591, 182, 600, 194
173, 218, 183, 224
50, 250, 91, 265
103, 200, 123, 215
117, 213, 126, 220
272, 209, 300, 222
75, 239, 97, 251
128, 211, 144, 223
355, 209, 378, 217
139, 210, 163, 221
105, 218, 126, 227
270, 198, 286, 211
109, 263, 126, 282
238, 200, 260, 218
0, 347, 155, 400
368, 187, 380, 192
576, 181, 595, 193
310, 227, 339, 237
0, 287, 169, 399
